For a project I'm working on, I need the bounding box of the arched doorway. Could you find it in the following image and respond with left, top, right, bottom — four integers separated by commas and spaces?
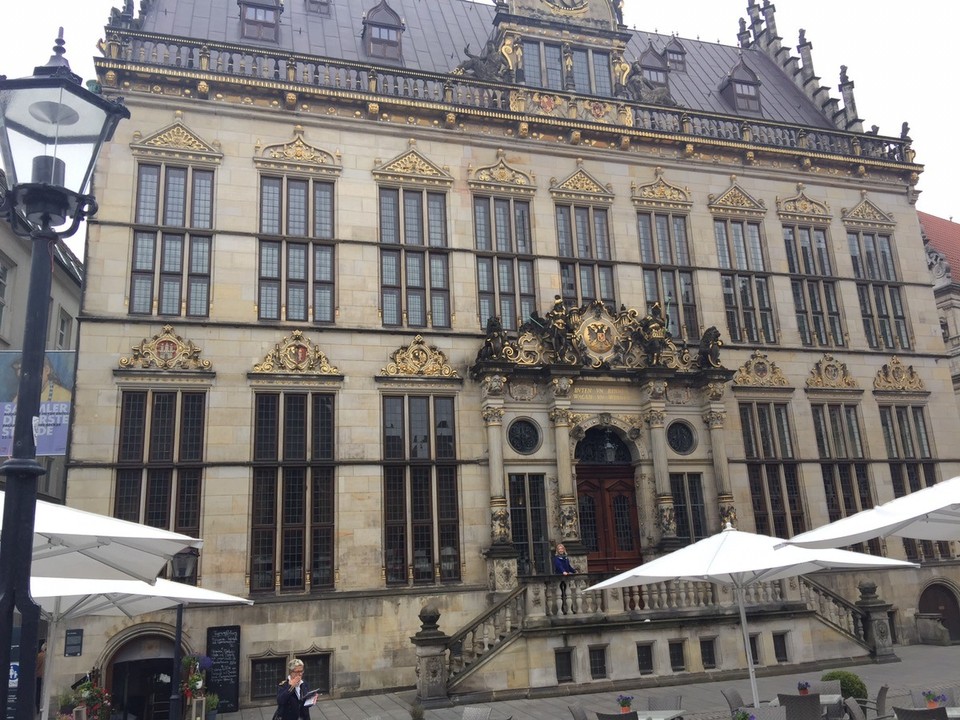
919, 583, 960, 642
575, 427, 642, 573
108, 634, 176, 720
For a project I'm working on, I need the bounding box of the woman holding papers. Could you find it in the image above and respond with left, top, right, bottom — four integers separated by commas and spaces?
276, 658, 317, 720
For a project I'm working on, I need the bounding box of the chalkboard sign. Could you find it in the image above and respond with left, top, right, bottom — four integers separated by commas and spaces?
64, 629, 83, 657
206, 625, 240, 713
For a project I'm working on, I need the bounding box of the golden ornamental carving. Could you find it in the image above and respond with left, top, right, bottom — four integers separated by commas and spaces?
538, 0, 589, 14
119, 325, 212, 371
379, 335, 459, 378
706, 382, 726, 401
549, 408, 572, 425
150, 125, 207, 151
252, 330, 340, 375
873, 356, 924, 392
468, 150, 535, 196
549, 162, 613, 203
481, 406, 505, 424
480, 375, 507, 398
733, 350, 789, 387
703, 410, 726, 429
645, 409, 666, 428
806, 354, 858, 390
631, 167, 692, 210
373, 147, 453, 188
131, 116, 222, 164
708, 179, 766, 218
255, 126, 340, 176
776, 183, 830, 221
842, 191, 895, 228
551, 376, 575, 398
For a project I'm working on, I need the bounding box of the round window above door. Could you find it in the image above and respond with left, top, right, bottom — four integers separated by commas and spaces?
667, 421, 696, 455
508, 418, 540, 454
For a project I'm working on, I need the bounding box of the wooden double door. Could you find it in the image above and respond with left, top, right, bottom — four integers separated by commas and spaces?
577, 464, 643, 573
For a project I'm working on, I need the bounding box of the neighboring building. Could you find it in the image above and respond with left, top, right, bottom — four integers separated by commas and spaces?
0, 204, 82, 501
920, 211, 960, 398
59, 0, 960, 712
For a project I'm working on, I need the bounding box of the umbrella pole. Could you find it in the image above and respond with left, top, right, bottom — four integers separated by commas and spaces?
735, 586, 761, 708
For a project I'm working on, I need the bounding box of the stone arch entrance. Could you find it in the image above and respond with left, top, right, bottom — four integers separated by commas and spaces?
575, 426, 642, 573
107, 633, 177, 720
919, 583, 960, 641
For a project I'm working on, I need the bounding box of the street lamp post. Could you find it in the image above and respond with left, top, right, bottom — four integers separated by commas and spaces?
168, 549, 199, 720
0, 30, 129, 720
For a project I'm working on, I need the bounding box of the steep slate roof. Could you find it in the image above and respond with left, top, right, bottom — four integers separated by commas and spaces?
920, 211, 960, 282
132, 0, 836, 129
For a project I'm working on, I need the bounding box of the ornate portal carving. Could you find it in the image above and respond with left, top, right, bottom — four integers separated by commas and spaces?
380, 336, 459, 378
874, 356, 924, 392
119, 325, 212, 371
559, 503, 579, 540
252, 330, 340, 374
733, 350, 789, 387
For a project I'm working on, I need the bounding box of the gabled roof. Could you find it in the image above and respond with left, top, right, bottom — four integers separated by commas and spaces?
920, 211, 960, 283
126, 0, 837, 128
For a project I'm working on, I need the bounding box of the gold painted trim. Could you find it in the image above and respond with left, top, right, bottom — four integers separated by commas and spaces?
631, 166, 692, 211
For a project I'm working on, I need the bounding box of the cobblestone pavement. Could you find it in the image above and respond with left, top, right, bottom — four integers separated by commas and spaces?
230, 645, 960, 720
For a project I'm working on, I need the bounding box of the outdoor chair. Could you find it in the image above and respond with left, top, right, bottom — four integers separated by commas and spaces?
778, 693, 823, 720
462, 708, 493, 720
893, 708, 949, 720
724, 689, 752, 719
648, 695, 683, 710
742, 706, 786, 720
809, 681, 843, 720
856, 684, 891, 720
569, 704, 589, 720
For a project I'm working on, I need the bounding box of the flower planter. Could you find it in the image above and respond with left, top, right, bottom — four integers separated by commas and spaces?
620, 708, 632, 715
928, 702, 939, 709
799, 689, 809, 696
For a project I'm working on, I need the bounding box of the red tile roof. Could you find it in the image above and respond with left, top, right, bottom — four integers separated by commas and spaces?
919, 211, 960, 282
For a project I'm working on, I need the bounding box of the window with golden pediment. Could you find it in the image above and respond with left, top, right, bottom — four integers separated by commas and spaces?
714, 215, 776, 345
847, 226, 909, 351
637, 208, 697, 343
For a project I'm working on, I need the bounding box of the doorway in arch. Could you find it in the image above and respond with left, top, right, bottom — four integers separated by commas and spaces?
575, 427, 642, 574
919, 583, 960, 642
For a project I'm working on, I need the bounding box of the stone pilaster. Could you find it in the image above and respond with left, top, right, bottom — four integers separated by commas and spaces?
856, 580, 898, 662
410, 604, 452, 707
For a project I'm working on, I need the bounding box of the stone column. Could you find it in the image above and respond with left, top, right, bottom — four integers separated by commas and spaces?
703, 406, 733, 531
410, 604, 452, 707
479, 375, 517, 592
855, 580, 899, 661
549, 376, 584, 555
643, 381, 676, 545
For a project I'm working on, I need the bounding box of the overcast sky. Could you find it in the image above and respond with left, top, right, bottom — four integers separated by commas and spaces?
1, 1, 955, 255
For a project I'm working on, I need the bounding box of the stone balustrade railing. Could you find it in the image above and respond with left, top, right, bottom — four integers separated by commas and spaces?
99, 30, 912, 165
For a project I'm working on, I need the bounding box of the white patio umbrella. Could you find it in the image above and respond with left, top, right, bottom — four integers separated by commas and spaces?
788, 475, 960, 548
587, 524, 916, 708
0, 490, 202, 582
31, 576, 253, 720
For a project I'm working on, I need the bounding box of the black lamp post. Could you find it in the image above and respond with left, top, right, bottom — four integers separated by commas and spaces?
169, 549, 199, 720
0, 29, 128, 720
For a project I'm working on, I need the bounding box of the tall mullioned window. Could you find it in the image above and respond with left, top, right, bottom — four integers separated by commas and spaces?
379, 188, 450, 328
740, 401, 804, 538
557, 204, 614, 306
474, 196, 536, 331
784, 225, 844, 347
848, 230, 909, 350
715, 218, 776, 344
638, 211, 698, 342
258, 176, 335, 323
250, 392, 335, 593
383, 395, 459, 585
131, 164, 213, 317
521, 41, 611, 95
115, 389, 206, 581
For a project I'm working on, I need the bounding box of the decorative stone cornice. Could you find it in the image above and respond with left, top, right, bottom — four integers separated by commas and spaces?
873, 356, 924, 392
467, 149, 536, 197
252, 330, 340, 375
733, 350, 789, 387
631, 167, 692, 211
119, 325, 212, 371
806, 354, 858, 390
253, 125, 342, 177
379, 335, 459, 378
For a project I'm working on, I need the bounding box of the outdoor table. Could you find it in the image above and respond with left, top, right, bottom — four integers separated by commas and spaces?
770, 695, 842, 708
637, 711, 685, 720
942, 708, 960, 719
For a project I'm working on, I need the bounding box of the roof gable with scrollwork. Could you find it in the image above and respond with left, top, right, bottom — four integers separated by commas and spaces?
373, 144, 453, 188
631, 167, 691, 211
379, 335, 460, 379
805, 354, 858, 391
732, 350, 790, 388
254, 126, 342, 178
118, 325, 213, 371
873, 356, 925, 393
549, 162, 614, 204
130, 113, 222, 165
468, 149, 536, 197
708, 177, 766, 218
776, 183, 831, 224
843, 192, 896, 229
251, 330, 341, 376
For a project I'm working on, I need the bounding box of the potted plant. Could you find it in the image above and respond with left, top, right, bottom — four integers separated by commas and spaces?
617, 694, 635, 714
734, 711, 755, 720
181, 655, 213, 701
798, 681, 811, 696
204, 692, 220, 720
923, 691, 947, 709
73, 681, 111, 720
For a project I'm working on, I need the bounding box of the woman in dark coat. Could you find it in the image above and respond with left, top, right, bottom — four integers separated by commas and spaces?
276, 658, 310, 720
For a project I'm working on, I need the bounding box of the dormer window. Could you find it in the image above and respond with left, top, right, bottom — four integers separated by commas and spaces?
721, 56, 762, 114
306, 0, 330, 15
665, 38, 686, 72
363, 0, 404, 61
238, 0, 282, 41
639, 47, 669, 88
